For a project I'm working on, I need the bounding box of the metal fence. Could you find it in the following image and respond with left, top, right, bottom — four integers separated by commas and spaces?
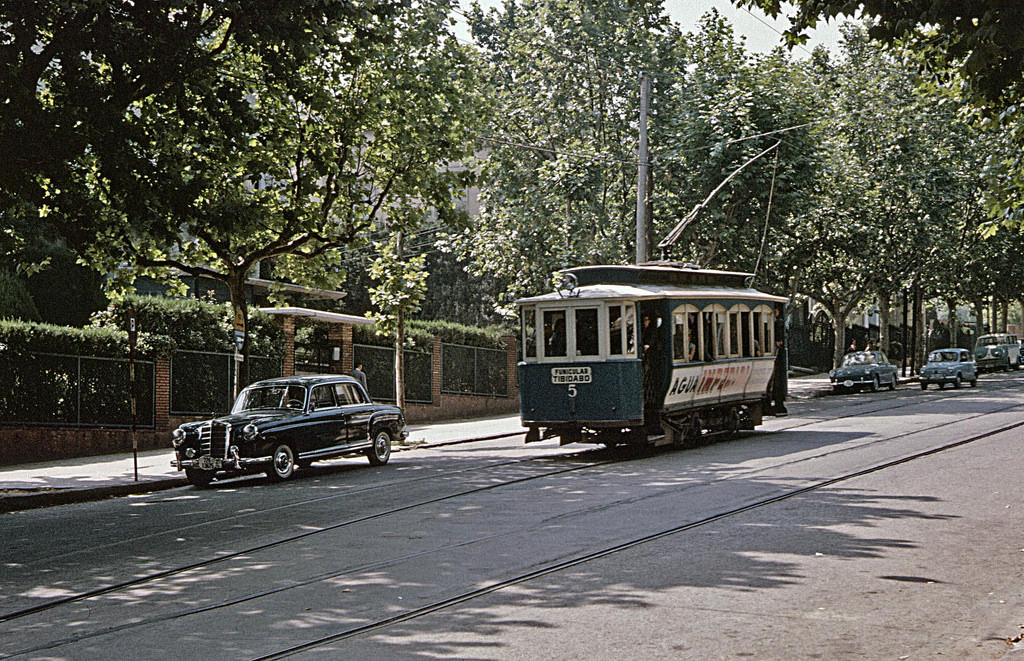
441, 344, 508, 397
353, 344, 432, 403
169, 350, 282, 415
294, 342, 331, 375
0, 352, 155, 427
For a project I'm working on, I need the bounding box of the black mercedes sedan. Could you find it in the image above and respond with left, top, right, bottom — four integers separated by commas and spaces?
171, 375, 407, 487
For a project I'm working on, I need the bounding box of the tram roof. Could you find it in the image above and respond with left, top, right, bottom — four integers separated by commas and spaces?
516, 283, 788, 305
566, 263, 753, 288
516, 263, 788, 305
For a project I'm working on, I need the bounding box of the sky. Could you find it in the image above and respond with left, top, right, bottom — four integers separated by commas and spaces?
455, 0, 843, 57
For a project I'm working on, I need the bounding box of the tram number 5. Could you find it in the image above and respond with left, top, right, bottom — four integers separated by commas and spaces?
567, 384, 578, 398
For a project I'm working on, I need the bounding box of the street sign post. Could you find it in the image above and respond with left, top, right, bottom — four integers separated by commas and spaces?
128, 308, 139, 482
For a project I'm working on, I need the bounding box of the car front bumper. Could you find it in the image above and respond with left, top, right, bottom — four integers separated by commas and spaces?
830, 375, 874, 388
173, 452, 271, 472
919, 373, 959, 384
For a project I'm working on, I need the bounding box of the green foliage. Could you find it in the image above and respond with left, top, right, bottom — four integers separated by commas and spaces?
0, 271, 41, 322
738, 1, 1024, 232
409, 320, 512, 348
91, 294, 283, 357
455, 0, 683, 309
350, 318, 509, 350
0, 319, 139, 359
367, 235, 429, 340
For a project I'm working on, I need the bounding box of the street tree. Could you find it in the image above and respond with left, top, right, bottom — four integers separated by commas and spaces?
367, 232, 429, 410
455, 0, 682, 310
735, 0, 1024, 233
0, 0, 402, 261
7, 2, 486, 383
652, 12, 820, 291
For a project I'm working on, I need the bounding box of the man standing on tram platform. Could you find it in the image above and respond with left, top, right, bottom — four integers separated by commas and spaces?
769, 305, 789, 416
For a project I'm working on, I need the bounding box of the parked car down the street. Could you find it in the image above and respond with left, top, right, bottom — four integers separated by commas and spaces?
973, 333, 1021, 372
171, 375, 407, 487
829, 350, 899, 393
919, 348, 978, 389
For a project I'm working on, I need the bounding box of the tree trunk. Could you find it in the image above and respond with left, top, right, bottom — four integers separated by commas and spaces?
974, 299, 985, 335
394, 232, 406, 411
877, 290, 892, 354
1000, 298, 1009, 333
947, 298, 958, 349
830, 300, 847, 369
227, 269, 250, 400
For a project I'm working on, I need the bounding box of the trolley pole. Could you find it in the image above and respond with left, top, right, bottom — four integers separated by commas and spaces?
635, 71, 650, 265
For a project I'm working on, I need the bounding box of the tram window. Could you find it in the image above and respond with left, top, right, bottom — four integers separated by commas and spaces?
624, 305, 636, 356
728, 312, 740, 357
753, 306, 774, 356
575, 308, 599, 356
752, 310, 763, 355
741, 310, 752, 357
714, 308, 727, 357
673, 313, 685, 361
673, 307, 699, 362
702, 311, 715, 360
523, 307, 537, 359
688, 311, 701, 361
609, 305, 623, 355
543, 310, 567, 357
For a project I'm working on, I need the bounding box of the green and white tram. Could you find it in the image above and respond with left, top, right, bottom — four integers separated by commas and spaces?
517, 263, 788, 447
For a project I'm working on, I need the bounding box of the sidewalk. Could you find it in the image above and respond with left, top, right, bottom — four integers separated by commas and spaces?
0, 374, 834, 513
0, 413, 525, 513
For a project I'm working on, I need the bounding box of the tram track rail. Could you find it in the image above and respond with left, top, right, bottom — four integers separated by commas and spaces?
0, 447, 632, 627
3, 380, 1022, 659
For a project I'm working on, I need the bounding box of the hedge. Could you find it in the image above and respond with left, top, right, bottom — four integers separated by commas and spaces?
1, 295, 284, 360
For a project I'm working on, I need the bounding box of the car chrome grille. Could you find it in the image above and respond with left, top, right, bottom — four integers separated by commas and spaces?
199, 422, 230, 459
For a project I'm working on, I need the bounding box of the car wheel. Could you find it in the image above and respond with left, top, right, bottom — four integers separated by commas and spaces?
953, 374, 962, 389
920, 382, 928, 390
870, 376, 879, 392
971, 376, 978, 387
185, 468, 215, 488
889, 374, 897, 390
367, 429, 392, 466
267, 444, 296, 480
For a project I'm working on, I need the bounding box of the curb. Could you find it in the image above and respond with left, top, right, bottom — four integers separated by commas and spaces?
0, 477, 188, 514
0, 431, 526, 513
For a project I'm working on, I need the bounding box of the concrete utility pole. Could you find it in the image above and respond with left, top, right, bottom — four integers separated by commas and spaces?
635, 71, 650, 265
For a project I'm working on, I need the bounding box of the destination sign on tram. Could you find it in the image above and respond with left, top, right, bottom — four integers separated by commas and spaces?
551, 367, 592, 384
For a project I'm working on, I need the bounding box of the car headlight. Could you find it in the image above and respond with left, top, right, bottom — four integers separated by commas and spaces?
172, 428, 185, 447
185, 447, 196, 458
243, 423, 259, 440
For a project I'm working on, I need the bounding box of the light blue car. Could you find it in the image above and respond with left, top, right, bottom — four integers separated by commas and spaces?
920, 348, 977, 389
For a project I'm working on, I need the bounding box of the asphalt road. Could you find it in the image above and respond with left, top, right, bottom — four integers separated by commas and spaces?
3, 373, 1024, 660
